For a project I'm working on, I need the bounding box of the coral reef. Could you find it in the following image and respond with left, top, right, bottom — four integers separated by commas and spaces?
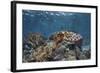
22, 33, 47, 62
23, 31, 90, 63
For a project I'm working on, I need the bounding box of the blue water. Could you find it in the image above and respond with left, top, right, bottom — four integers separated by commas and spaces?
22, 10, 91, 46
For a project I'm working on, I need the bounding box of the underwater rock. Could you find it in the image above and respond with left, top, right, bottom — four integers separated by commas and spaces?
82, 49, 91, 59
64, 49, 77, 60
74, 48, 90, 60
32, 45, 54, 62
51, 44, 66, 61
22, 42, 34, 62
27, 33, 47, 47
78, 53, 87, 60
32, 40, 57, 62
74, 46, 81, 60
23, 33, 47, 62
22, 31, 91, 62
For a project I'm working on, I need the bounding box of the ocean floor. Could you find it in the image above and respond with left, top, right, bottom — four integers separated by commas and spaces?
22, 31, 91, 63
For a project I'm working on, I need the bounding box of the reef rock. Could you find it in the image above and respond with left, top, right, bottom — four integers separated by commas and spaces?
23, 33, 47, 62
23, 31, 91, 62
